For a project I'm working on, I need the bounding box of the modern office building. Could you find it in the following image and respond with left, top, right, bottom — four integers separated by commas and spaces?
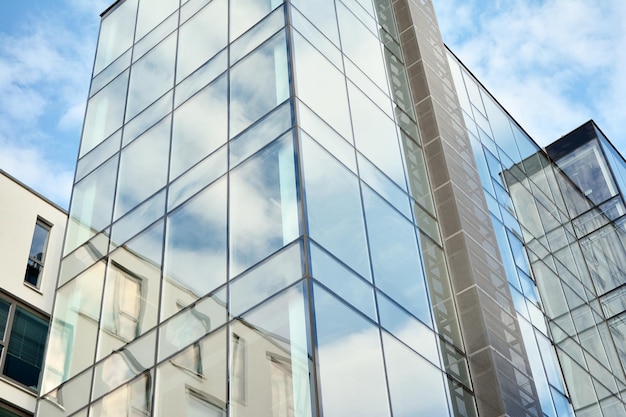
0, 170, 66, 416
36, 0, 625, 417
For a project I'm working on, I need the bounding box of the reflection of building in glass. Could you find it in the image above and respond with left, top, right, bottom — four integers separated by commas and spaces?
36, 1, 626, 417
0, 170, 66, 416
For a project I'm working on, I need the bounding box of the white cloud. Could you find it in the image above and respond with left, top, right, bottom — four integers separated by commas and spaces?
435, 0, 626, 151
0, 1, 104, 207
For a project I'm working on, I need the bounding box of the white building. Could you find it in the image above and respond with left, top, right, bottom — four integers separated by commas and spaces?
0, 170, 66, 416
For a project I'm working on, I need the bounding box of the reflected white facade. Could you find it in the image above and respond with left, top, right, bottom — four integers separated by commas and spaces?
36, 1, 625, 417
0, 170, 66, 416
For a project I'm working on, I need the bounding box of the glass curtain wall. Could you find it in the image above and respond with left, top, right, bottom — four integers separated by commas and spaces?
39, 0, 472, 416
447, 51, 626, 417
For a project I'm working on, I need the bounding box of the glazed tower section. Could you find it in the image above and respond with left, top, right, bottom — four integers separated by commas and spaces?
38, 1, 477, 416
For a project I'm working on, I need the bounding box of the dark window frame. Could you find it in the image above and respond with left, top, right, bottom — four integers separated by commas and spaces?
24, 218, 52, 288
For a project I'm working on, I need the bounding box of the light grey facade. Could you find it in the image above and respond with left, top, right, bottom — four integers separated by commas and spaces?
36, 1, 625, 417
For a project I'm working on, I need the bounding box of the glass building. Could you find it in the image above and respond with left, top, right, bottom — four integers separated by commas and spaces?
36, 1, 625, 417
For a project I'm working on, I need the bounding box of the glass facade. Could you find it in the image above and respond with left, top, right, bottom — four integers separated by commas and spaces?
37, 0, 626, 416
447, 51, 626, 416
39, 1, 471, 416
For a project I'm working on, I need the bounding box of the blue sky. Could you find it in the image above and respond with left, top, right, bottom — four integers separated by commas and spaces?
0, 1, 624, 208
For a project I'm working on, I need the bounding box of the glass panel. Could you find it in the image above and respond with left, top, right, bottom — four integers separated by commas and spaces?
38, 369, 93, 417
98, 232, 162, 358
181, 0, 211, 23
126, 33, 176, 121
135, 0, 178, 41
28, 222, 49, 262
291, 0, 339, 44
363, 187, 431, 324
297, 105, 356, 173
168, 145, 227, 211
76, 130, 121, 182
230, 241, 303, 317
313, 284, 390, 417
133, 12, 178, 62
162, 179, 227, 320
175, 49, 227, 107
91, 49, 131, 97
115, 116, 170, 220
310, 242, 376, 321
358, 155, 411, 219
42, 262, 106, 392
301, 135, 370, 280
177, 0, 227, 82
230, 135, 299, 276
377, 292, 439, 364
349, 83, 406, 189
171, 74, 227, 179
382, 332, 451, 417
229, 101, 292, 168
157, 290, 227, 361
110, 190, 165, 247
89, 371, 153, 417
230, 0, 282, 40
58, 232, 109, 287
93, 330, 156, 400
230, 31, 289, 137
292, 31, 352, 140
155, 328, 227, 417
337, 3, 387, 90
3, 307, 48, 390
230, 6, 284, 65
94, 0, 137, 74
123, 91, 173, 147
230, 283, 314, 417
80, 70, 128, 157
65, 156, 118, 255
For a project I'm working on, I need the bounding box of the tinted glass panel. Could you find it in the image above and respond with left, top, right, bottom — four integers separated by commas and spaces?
94, 0, 137, 74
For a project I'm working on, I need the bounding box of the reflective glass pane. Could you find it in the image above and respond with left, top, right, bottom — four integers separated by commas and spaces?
313, 284, 390, 417
93, 331, 156, 399
230, 241, 302, 317
363, 187, 431, 324
42, 262, 106, 392
158, 291, 227, 361
133, 12, 178, 62
91, 49, 131, 98
337, 3, 387, 90
230, 283, 314, 417
76, 130, 121, 182
98, 235, 162, 358
0, 299, 10, 340
65, 156, 118, 255
382, 332, 451, 417
291, 0, 339, 44
310, 242, 376, 321
155, 328, 227, 417
171, 75, 227, 179
168, 145, 227, 211
301, 136, 370, 280
230, 0, 282, 40
94, 0, 137, 74
230, 6, 284, 65
175, 49, 227, 107
123, 91, 173, 147
126, 33, 176, 121
115, 116, 170, 220
349, 83, 406, 188
293, 31, 352, 140
111, 190, 165, 247
229, 102, 292, 168
58, 232, 109, 287
177, 0, 227, 82
136, 0, 178, 40
230, 31, 289, 137
38, 369, 92, 417
89, 371, 153, 417
80, 70, 128, 157
163, 179, 227, 320
230, 135, 299, 276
